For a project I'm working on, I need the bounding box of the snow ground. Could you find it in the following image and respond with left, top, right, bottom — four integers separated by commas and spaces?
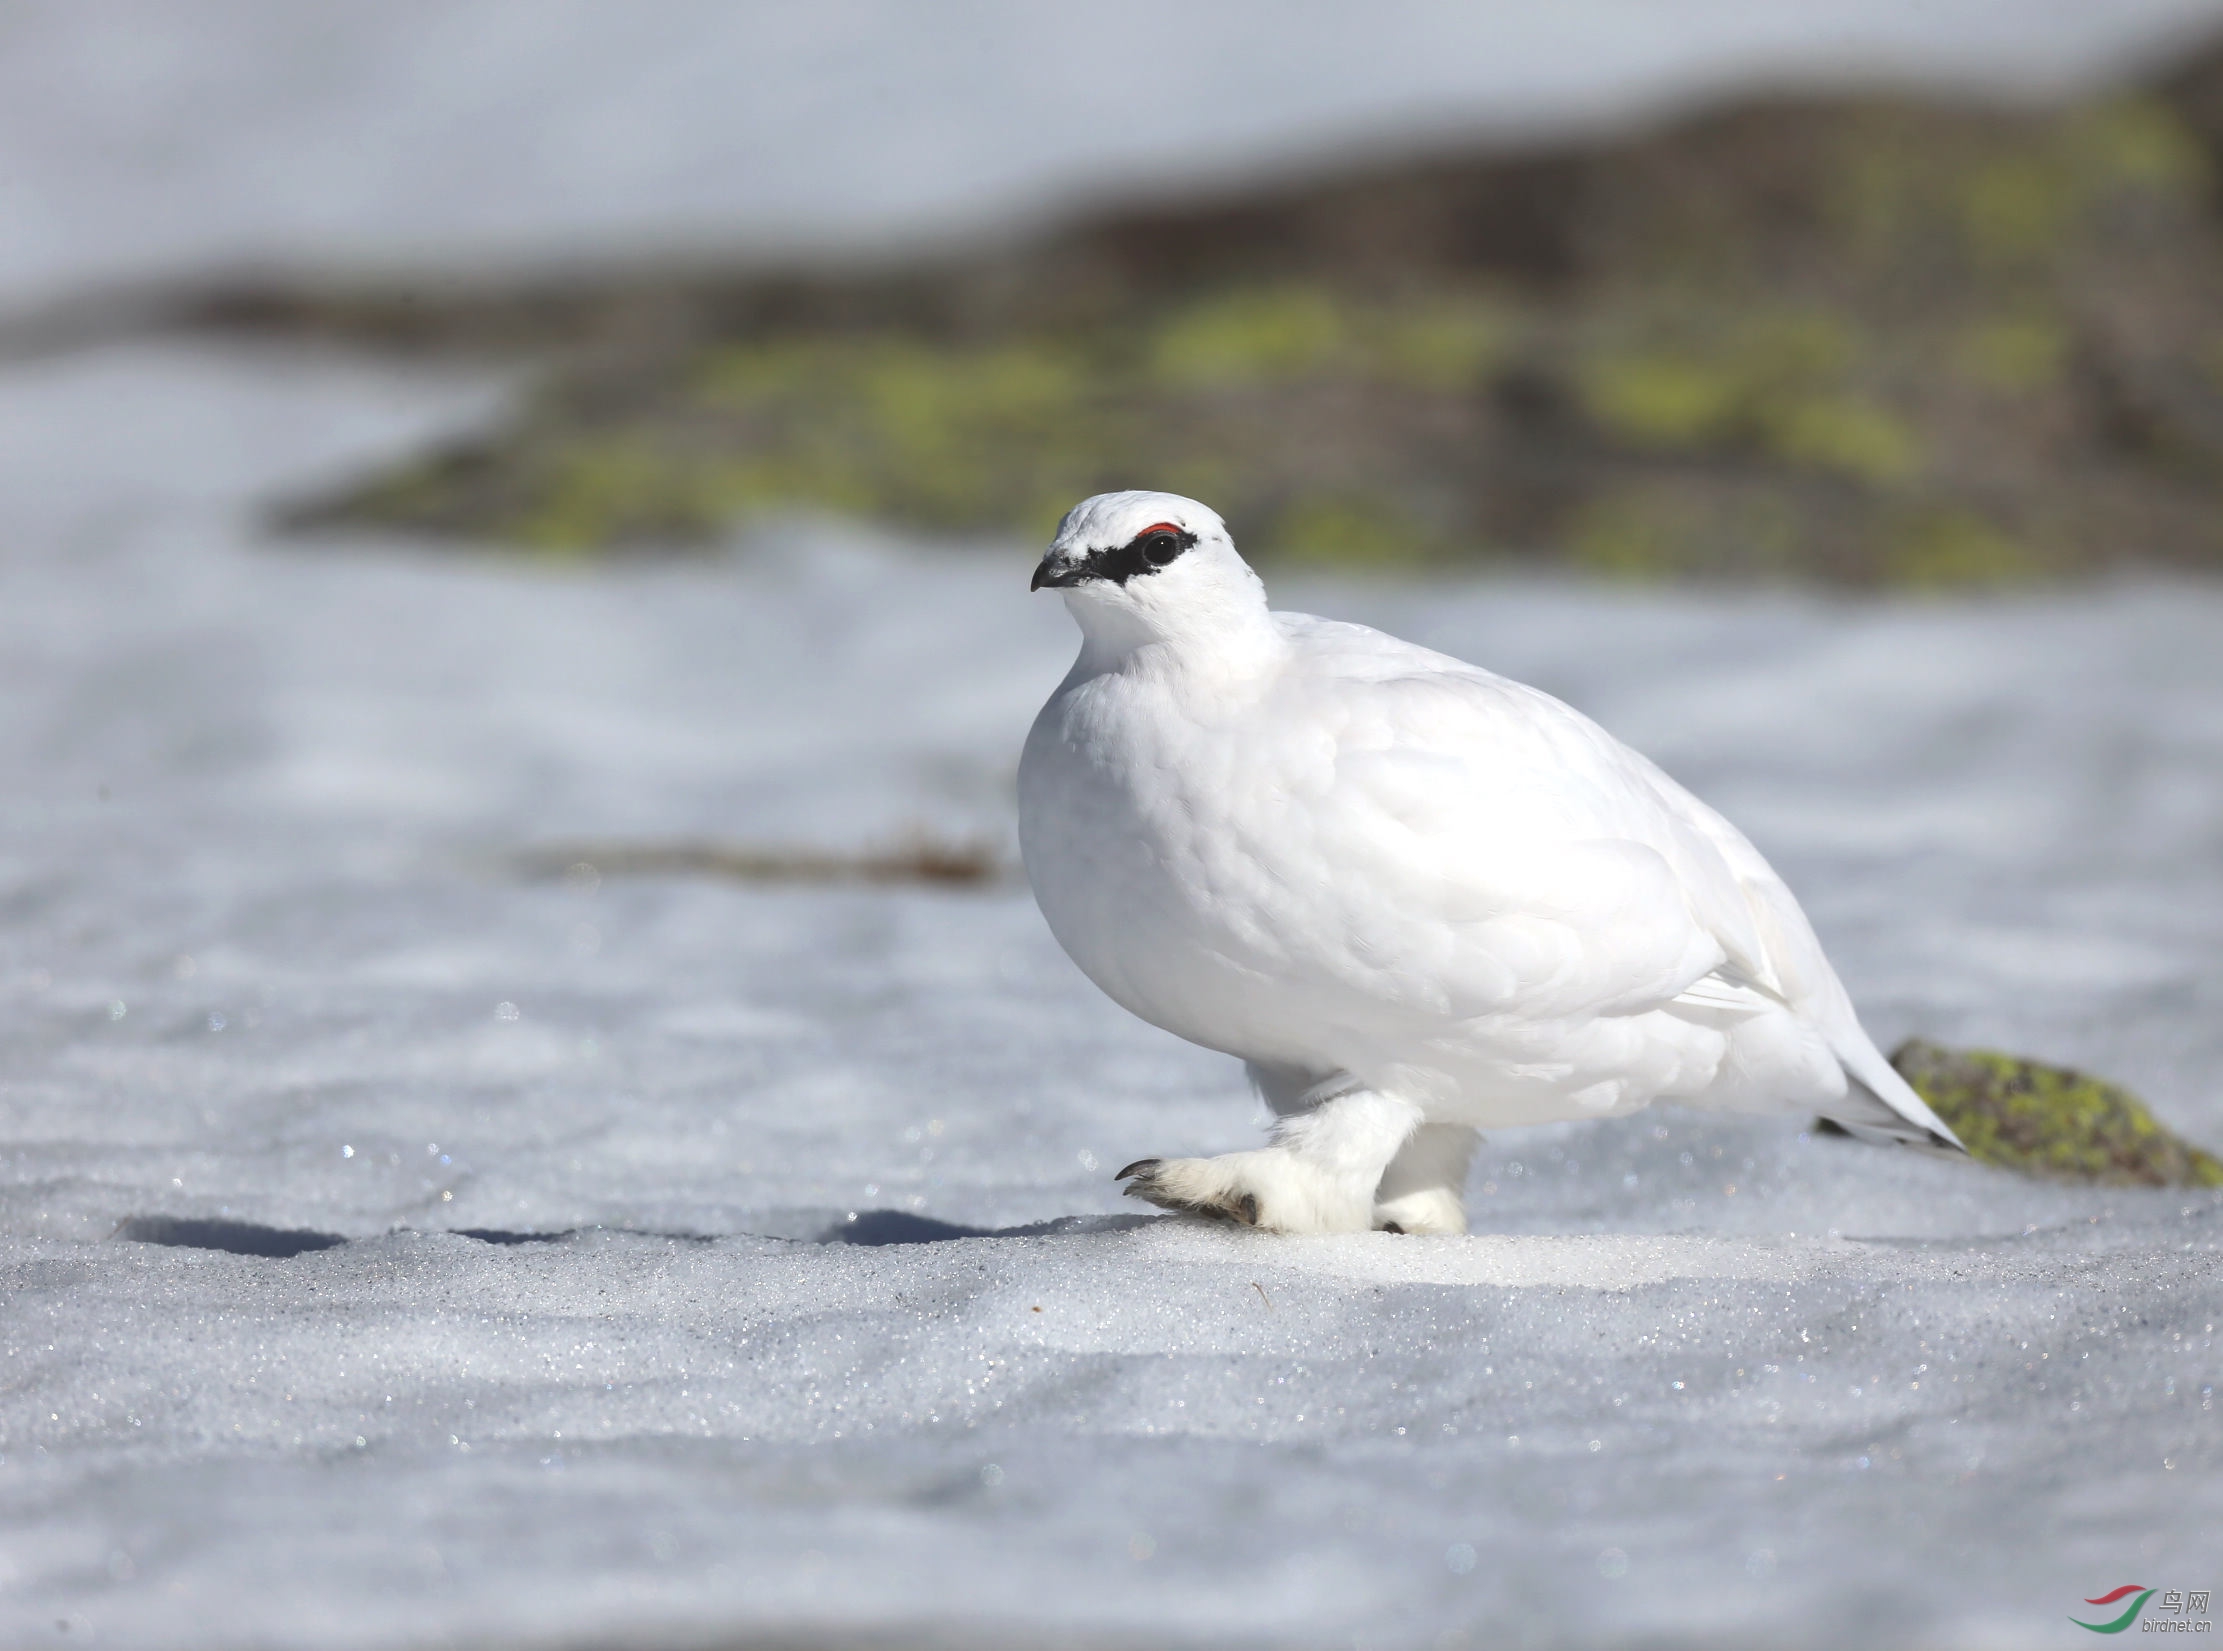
7, 0, 2223, 310
0, 343, 2218, 1650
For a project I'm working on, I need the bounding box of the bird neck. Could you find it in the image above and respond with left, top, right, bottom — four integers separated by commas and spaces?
1065, 590, 1288, 683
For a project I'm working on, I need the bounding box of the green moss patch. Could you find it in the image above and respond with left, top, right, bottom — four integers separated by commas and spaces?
259, 51, 2223, 582
1890, 1038, 2223, 1187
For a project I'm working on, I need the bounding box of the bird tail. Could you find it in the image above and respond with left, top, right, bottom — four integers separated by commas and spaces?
1821, 1034, 1967, 1153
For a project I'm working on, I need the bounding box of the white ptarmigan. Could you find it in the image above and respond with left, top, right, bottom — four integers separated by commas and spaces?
1017, 490, 1963, 1236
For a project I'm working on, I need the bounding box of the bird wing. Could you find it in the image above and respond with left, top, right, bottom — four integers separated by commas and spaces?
1279, 619, 1745, 1008
1610, 706, 1962, 1146
1276, 615, 1962, 1147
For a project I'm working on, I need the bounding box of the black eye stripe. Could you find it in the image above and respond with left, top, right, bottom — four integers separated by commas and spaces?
1086, 525, 1197, 585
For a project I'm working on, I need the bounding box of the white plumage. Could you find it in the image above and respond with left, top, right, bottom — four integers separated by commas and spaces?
1018, 491, 1961, 1235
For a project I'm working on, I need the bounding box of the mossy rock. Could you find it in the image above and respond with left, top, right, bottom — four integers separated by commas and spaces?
250, 47, 2223, 580
1889, 1037, 2223, 1187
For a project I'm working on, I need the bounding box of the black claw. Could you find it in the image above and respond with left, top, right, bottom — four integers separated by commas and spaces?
1380, 1222, 1405, 1235
1113, 1162, 1263, 1228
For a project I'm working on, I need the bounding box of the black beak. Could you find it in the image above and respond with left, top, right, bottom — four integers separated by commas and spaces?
1031, 552, 1089, 591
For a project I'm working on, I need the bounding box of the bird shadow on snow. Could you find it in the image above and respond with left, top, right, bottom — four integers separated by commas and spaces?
107, 1209, 1155, 1257
112, 1215, 349, 1259
819, 1209, 1154, 1246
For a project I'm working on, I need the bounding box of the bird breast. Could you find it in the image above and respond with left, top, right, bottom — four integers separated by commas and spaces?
1018, 661, 1506, 1068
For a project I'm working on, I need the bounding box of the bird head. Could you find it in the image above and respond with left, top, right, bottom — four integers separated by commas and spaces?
1031, 492, 1271, 656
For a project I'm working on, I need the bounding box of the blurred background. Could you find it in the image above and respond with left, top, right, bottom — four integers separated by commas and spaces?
14, 0, 2223, 580
6, 6, 2223, 1649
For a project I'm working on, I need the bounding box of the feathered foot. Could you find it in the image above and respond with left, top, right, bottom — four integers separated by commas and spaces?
1370, 1123, 1479, 1235
1114, 1090, 1426, 1234
1115, 1158, 1260, 1225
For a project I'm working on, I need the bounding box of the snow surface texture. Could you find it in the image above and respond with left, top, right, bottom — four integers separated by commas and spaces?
0, 344, 2218, 1650
7, 0, 2223, 309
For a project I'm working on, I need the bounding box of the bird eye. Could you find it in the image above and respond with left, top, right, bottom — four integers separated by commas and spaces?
1144, 531, 1182, 565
